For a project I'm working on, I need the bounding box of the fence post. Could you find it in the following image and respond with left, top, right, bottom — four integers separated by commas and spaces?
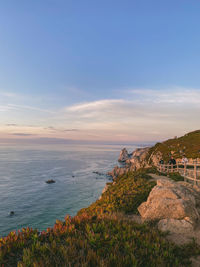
184, 163, 186, 181
194, 162, 197, 186
167, 164, 169, 174
177, 162, 179, 172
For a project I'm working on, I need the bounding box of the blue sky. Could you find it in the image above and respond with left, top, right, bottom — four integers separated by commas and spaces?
0, 1, 200, 143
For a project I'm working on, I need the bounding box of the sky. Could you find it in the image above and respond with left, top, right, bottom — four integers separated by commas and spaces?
0, 0, 200, 144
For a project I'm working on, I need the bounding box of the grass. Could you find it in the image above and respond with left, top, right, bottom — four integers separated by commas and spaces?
147, 130, 200, 163
168, 172, 185, 182
0, 214, 197, 266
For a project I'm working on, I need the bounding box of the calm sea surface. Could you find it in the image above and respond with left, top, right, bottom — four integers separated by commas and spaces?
0, 144, 137, 237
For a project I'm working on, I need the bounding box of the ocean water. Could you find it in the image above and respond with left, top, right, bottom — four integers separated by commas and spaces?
0, 144, 136, 237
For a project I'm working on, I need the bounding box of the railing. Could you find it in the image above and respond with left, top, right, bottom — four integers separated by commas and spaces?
156, 161, 200, 186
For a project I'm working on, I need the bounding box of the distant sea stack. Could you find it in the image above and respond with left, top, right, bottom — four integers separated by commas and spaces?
109, 147, 150, 180
118, 148, 131, 162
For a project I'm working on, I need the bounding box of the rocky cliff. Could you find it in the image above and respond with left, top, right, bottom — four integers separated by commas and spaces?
108, 147, 150, 180
138, 176, 200, 233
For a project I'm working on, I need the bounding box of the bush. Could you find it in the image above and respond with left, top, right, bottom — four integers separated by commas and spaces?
168, 172, 184, 181
0, 215, 194, 266
78, 171, 156, 216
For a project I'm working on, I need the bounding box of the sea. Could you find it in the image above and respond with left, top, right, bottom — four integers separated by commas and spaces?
0, 143, 137, 237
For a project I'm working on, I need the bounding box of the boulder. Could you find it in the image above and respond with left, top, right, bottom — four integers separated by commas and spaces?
138, 178, 199, 224
158, 219, 194, 234
128, 147, 150, 169
46, 179, 56, 184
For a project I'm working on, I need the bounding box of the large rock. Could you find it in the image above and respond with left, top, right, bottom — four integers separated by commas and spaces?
127, 147, 150, 169
148, 150, 162, 166
138, 178, 200, 224
109, 147, 151, 180
107, 166, 129, 180
118, 148, 130, 162
158, 219, 194, 234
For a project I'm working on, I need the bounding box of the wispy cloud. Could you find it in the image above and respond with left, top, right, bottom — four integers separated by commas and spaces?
0, 91, 18, 98
1, 87, 200, 142
8, 104, 56, 114
12, 133, 36, 136
5, 124, 19, 126
66, 99, 124, 112
61, 90, 200, 141
127, 87, 200, 104
44, 126, 79, 132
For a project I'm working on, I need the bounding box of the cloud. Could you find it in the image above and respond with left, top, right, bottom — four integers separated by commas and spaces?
60, 90, 200, 141
0, 91, 18, 98
8, 104, 56, 114
5, 124, 19, 126
44, 126, 79, 132
127, 87, 200, 104
1, 87, 200, 142
12, 133, 36, 136
66, 99, 125, 112
0, 105, 16, 112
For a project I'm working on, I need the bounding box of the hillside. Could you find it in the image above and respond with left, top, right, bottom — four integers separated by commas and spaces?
148, 130, 200, 163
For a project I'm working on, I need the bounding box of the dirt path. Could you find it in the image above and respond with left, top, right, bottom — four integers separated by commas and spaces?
148, 173, 168, 181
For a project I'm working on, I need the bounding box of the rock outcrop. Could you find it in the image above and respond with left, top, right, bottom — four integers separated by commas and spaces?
138, 177, 200, 232
108, 147, 150, 180
127, 147, 150, 169
46, 179, 56, 184
118, 148, 130, 162
108, 166, 129, 180
158, 218, 194, 234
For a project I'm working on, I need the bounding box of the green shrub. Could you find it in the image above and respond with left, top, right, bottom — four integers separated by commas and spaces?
146, 130, 200, 163
78, 171, 155, 216
168, 172, 184, 181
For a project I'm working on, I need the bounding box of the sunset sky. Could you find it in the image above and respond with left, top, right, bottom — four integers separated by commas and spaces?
0, 1, 200, 143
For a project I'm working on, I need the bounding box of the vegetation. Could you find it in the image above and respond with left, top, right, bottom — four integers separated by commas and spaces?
168, 172, 185, 182
0, 169, 199, 266
78, 170, 155, 216
147, 130, 200, 162
1, 214, 197, 267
